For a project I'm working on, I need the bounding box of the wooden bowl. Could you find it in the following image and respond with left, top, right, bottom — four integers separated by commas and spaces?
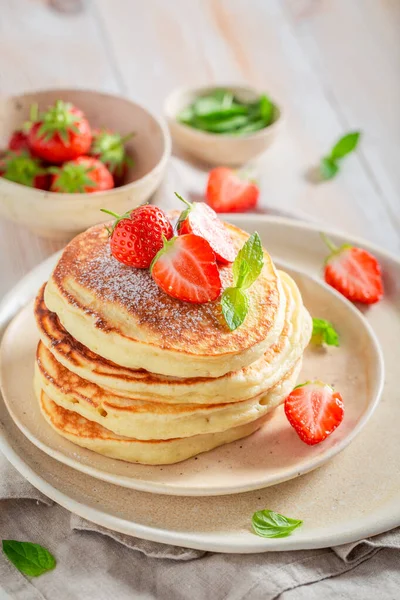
164, 84, 282, 166
0, 89, 171, 239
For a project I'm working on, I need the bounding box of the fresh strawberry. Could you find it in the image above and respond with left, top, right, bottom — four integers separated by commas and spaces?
284, 380, 344, 446
8, 104, 38, 153
151, 234, 222, 303
206, 167, 259, 213
50, 156, 113, 193
101, 205, 174, 268
90, 128, 134, 185
0, 151, 49, 190
29, 100, 92, 163
8, 130, 30, 153
322, 234, 383, 304
175, 193, 235, 264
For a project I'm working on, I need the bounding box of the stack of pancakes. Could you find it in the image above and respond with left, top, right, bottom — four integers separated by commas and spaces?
33, 221, 312, 465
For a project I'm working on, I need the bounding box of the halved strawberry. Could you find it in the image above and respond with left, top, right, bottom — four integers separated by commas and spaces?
284, 380, 344, 446
151, 234, 222, 303
322, 234, 383, 304
206, 167, 259, 213
175, 193, 235, 264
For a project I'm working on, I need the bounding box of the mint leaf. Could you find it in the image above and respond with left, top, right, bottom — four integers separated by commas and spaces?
319, 131, 361, 180
312, 318, 340, 347
235, 260, 250, 288
320, 157, 339, 180
221, 287, 249, 331
232, 232, 264, 290
259, 94, 273, 125
330, 131, 361, 160
222, 232, 264, 331
252, 510, 303, 538
2, 540, 56, 577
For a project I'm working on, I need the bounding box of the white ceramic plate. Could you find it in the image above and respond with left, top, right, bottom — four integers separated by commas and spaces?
0, 216, 399, 552
0, 265, 383, 496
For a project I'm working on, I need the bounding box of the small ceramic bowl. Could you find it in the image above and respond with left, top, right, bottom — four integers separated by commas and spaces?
0, 89, 171, 239
164, 84, 282, 166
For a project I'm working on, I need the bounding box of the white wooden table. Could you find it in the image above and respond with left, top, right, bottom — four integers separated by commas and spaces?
0, 0, 399, 298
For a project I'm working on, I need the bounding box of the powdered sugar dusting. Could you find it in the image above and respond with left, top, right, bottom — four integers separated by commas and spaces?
53, 224, 275, 349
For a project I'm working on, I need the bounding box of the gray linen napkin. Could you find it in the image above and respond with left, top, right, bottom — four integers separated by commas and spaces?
1, 457, 400, 600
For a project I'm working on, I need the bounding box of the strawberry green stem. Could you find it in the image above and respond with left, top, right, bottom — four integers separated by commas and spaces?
30, 103, 39, 123
119, 132, 135, 145
100, 208, 132, 236
174, 192, 191, 208
100, 208, 121, 219
320, 232, 337, 254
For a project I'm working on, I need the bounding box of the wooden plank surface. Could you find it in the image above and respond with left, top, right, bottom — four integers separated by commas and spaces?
0, 0, 399, 298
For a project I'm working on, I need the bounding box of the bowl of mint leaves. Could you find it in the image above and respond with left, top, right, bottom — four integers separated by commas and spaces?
164, 84, 282, 165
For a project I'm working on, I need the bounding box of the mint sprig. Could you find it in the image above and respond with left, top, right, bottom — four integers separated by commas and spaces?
312, 318, 340, 347
222, 232, 263, 331
252, 510, 303, 539
2, 540, 56, 577
320, 131, 361, 180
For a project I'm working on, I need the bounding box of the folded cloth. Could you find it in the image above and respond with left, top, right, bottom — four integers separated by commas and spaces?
1, 457, 400, 600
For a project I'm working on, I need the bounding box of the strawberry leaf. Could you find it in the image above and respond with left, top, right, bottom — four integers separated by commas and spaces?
312, 318, 340, 347
91, 130, 134, 174
174, 192, 192, 232
2, 540, 56, 577
35, 100, 82, 143
0, 152, 45, 187
52, 163, 96, 193
221, 287, 249, 331
252, 510, 303, 538
100, 208, 132, 236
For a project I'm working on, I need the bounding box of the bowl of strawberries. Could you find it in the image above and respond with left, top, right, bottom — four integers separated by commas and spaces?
0, 89, 171, 239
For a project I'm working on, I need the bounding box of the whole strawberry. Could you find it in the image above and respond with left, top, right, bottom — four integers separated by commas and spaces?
90, 129, 134, 186
322, 234, 383, 304
8, 130, 30, 153
206, 167, 259, 213
8, 103, 38, 153
101, 205, 174, 268
0, 151, 49, 190
50, 156, 114, 193
29, 100, 92, 163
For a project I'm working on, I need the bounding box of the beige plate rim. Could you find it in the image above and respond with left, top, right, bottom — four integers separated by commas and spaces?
0, 215, 398, 552
0, 263, 384, 496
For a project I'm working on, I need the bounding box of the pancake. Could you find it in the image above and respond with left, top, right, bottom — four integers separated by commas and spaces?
35, 341, 302, 440
36, 386, 271, 465
44, 221, 287, 378
37, 272, 311, 403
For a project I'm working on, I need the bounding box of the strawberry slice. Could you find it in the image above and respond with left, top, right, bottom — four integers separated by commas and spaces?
151, 234, 222, 303
284, 380, 344, 446
175, 193, 235, 264
206, 167, 259, 213
322, 234, 383, 304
